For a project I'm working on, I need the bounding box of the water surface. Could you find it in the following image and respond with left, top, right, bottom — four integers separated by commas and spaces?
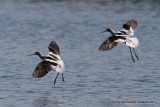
0, 0, 160, 107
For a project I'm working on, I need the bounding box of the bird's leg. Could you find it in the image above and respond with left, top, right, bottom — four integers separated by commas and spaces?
62, 73, 65, 83
129, 47, 135, 63
54, 73, 59, 85
133, 48, 139, 60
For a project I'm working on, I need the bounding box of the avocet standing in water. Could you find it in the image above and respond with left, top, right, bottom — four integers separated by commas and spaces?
98, 19, 139, 62
28, 41, 65, 85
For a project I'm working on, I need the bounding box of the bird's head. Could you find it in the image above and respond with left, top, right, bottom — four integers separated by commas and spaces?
98, 28, 113, 34
27, 51, 40, 56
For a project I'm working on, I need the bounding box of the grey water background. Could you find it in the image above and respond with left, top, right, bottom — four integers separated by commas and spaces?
0, 0, 160, 107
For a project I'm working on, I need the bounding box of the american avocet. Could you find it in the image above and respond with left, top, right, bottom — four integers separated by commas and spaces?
28, 41, 65, 85
98, 19, 139, 62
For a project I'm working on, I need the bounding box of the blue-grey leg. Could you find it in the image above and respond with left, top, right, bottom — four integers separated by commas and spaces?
62, 73, 65, 83
54, 73, 59, 85
129, 47, 135, 63
133, 48, 139, 60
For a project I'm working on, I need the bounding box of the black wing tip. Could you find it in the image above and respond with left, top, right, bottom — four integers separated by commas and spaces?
98, 47, 112, 51
126, 19, 138, 29
32, 73, 41, 78
98, 46, 108, 51
32, 71, 47, 78
98, 38, 118, 51
49, 41, 58, 47
48, 40, 60, 55
126, 19, 138, 23
32, 71, 45, 78
98, 48, 101, 51
32, 61, 52, 78
51, 41, 57, 44
128, 19, 137, 21
98, 45, 110, 51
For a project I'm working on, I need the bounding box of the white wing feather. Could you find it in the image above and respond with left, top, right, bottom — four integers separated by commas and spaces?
125, 37, 139, 48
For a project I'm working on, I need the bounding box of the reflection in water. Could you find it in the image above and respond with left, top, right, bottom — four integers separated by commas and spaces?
29, 0, 160, 3
33, 96, 66, 107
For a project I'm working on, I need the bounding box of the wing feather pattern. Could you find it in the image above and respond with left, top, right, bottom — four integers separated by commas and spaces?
98, 36, 127, 51
32, 61, 53, 78
99, 36, 118, 51
48, 41, 60, 55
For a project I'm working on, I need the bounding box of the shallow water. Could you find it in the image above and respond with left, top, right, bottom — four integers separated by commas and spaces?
0, 0, 160, 107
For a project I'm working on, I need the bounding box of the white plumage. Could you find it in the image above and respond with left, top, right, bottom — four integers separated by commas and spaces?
28, 41, 65, 85
125, 37, 139, 48
99, 19, 139, 62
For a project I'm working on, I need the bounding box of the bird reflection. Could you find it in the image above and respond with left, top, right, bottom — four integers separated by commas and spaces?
33, 96, 66, 107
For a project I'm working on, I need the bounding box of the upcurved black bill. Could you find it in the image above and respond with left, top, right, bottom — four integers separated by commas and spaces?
98, 30, 107, 34
26, 53, 36, 56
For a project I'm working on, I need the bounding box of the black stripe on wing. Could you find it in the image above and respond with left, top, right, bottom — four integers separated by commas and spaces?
48, 54, 59, 61
126, 19, 138, 29
115, 31, 127, 35
48, 41, 60, 55
45, 56, 58, 62
98, 36, 125, 51
32, 61, 57, 78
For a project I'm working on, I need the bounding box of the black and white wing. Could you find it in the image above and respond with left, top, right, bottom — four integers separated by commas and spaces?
98, 36, 127, 51
48, 41, 60, 55
32, 61, 55, 78
126, 19, 138, 29
98, 36, 118, 51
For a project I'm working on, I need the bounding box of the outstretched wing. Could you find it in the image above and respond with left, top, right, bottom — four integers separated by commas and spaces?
125, 37, 139, 48
32, 61, 54, 78
126, 19, 138, 29
98, 37, 118, 51
48, 41, 60, 55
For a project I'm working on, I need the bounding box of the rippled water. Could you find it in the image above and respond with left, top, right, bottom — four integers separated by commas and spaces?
0, 0, 160, 107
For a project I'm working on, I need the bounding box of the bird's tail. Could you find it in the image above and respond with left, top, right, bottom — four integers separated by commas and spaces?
125, 37, 139, 48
